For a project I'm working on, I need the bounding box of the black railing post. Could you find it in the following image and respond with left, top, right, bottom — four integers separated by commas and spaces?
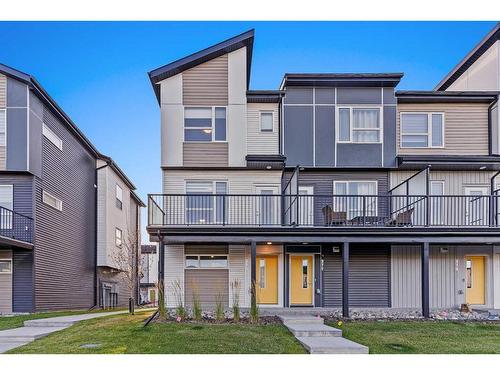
362, 196, 366, 226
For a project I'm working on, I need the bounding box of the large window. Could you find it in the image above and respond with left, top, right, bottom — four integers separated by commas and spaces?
333, 181, 378, 219
42, 123, 63, 150
42, 190, 62, 211
185, 181, 227, 224
116, 184, 123, 210
0, 185, 13, 229
338, 107, 381, 143
184, 107, 227, 142
185, 255, 228, 269
400, 113, 444, 148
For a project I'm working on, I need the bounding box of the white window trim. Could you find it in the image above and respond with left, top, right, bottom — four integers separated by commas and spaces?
400, 112, 445, 149
0, 259, 12, 274
42, 123, 63, 151
115, 227, 123, 248
42, 190, 62, 211
430, 180, 445, 195
184, 254, 229, 270
333, 180, 379, 217
183, 106, 228, 143
336, 105, 383, 144
259, 111, 274, 132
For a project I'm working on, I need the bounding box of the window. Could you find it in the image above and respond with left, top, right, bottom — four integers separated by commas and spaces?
116, 185, 123, 210
0, 109, 6, 147
338, 107, 381, 143
259, 259, 266, 288
115, 228, 123, 247
400, 113, 444, 148
333, 181, 378, 219
42, 191, 62, 211
302, 258, 309, 289
42, 123, 63, 150
466, 260, 472, 288
0, 260, 11, 273
0, 185, 13, 229
186, 181, 227, 224
184, 107, 226, 142
260, 112, 274, 132
184, 255, 228, 269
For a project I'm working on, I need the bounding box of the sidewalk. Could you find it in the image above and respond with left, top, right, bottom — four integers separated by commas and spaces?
0, 310, 128, 353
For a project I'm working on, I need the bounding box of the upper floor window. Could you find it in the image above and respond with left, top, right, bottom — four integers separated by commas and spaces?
0, 260, 12, 273
0, 184, 13, 229
400, 113, 444, 148
42, 123, 63, 151
0, 109, 6, 147
185, 181, 227, 224
184, 107, 226, 142
333, 181, 378, 219
260, 112, 274, 132
115, 227, 123, 247
338, 107, 381, 143
42, 190, 62, 211
116, 184, 123, 210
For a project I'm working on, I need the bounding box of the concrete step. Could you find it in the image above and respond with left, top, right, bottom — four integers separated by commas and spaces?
284, 322, 342, 337
297, 336, 369, 354
24, 320, 73, 328
0, 341, 32, 353
278, 315, 324, 325
0, 326, 66, 343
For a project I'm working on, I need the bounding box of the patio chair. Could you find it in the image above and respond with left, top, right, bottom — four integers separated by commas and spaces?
322, 205, 347, 226
386, 207, 414, 227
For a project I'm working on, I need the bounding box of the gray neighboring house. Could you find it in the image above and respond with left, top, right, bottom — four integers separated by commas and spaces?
0, 64, 144, 314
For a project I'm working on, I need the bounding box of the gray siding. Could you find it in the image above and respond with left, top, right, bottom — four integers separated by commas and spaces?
337, 143, 383, 167
315, 106, 335, 166
337, 88, 381, 104
322, 248, 342, 307
183, 143, 228, 167
28, 92, 43, 178
185, 269, 229, 309
13, 250, 34, 313
283, 105, 313, 166
383, 105, 397, 167
185, 244, 228, 255
33, 105, 96, 311
0, 174, 34, 217
6, 78, 28, 171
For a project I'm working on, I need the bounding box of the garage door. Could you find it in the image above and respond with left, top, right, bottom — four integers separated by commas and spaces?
185, 269, 229, 309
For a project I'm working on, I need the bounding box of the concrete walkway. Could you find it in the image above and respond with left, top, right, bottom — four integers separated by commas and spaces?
279, 315, 369, 354
0, 311, 128, 353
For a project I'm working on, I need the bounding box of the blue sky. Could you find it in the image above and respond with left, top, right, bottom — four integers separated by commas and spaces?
0, 21, 497, 238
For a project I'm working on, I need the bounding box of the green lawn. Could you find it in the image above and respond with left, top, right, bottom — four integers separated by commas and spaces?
331, 320, 500, 354
0, 310, 89, 331
8, 311, 306, 354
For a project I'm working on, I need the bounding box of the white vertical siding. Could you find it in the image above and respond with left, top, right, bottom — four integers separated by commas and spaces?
429, 247, 456, 308
0, 74, 6, 108
0, 250, 12, 313
229, 244, 250, 308
391, 246, 421, 308
164, 244, 184, 308
494, 247, 500, 309
247, 103, 280, 155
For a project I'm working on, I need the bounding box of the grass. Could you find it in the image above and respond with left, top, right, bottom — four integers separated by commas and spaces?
0, 310, 90, 331
8, 311, 306, 354
330, 320, 500, 354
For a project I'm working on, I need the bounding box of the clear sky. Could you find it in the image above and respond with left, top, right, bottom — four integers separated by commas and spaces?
0, 21, 497, 240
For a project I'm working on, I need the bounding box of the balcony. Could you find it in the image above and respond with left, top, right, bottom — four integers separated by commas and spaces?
0, 206, 34, 245
148, 193, 500, 230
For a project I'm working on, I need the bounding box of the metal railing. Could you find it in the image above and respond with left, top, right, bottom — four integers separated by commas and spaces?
0, 206, 34, 243
148, 193, 500, 229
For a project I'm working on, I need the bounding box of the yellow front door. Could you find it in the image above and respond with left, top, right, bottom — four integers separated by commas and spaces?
466, 256, 485, 305
290, 255, 313, 305
256, 255, 278, 304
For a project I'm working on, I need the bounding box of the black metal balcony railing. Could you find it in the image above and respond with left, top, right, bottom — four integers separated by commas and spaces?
0, 206, 34, 243
148, 193, 500, 229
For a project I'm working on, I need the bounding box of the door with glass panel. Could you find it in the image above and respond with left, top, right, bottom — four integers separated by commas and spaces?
185, 181, 227, 225
256, 255, 278, 304
255, 186, 280, 226
465, 187, 488, 226
290, 255, 313, 305
298, 186, 314, 226
465, 256, 486, 305
430, 181, 445, 225
333, 181, 377, 220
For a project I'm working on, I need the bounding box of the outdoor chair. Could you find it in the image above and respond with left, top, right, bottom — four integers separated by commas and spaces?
386, 207, 414, 227
322, 205, 347, 226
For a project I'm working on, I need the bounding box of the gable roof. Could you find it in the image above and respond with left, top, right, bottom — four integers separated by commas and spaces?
434, 23, 500, 91
148, 29, 255, 104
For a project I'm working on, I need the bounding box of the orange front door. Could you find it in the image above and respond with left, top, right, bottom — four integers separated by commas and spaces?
290, 255, 313, 305
256, 255, 278, 304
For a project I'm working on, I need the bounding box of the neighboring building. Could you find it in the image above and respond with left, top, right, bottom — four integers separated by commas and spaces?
0, 64, 144, 314
146, 27, 500, 318
139, 244, 158, 305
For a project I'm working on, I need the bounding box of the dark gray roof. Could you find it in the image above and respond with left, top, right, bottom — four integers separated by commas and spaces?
148, 29, 255, 103
396, 90, 498, 103
141, 244, 157, 254
246, 90, 284, 103
434, 23, 500, 91
281, 73, 404, 88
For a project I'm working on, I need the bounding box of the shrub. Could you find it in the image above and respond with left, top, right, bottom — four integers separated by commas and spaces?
215, 288, 225, 322
231, 280, 241, 322
172, 279, 186, 320
191, 282, 202, 321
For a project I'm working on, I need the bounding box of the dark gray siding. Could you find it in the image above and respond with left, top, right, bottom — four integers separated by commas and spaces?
293, 170, 389, 226
383, 106, 397, 167
315, 106, 335, 166
337, 143, 383, 167
0, 174, 34, 217
283, 106, 313, 166
33, 105, 96, 311
283, 88, 313, 104
13, 250, 34, 313
6, 78, 28, 171
28, 92, 43, 178
322, 244, 391, 308
337, 88, 381, 104
185, 269, 229, 309
97, 269, 131, 308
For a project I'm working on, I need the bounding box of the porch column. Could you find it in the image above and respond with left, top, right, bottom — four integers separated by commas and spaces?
421, 242, 430, 318
250, 241, 257, 304
342, 242, 350, 318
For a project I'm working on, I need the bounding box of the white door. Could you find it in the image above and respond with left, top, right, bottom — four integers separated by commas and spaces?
465, 187, 488, 226
430, 181, 444, 225
298, 186, 314, 226
256, 186, 280, 226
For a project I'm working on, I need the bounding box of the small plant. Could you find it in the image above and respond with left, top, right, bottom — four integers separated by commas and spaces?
191, 282, 202, 321
214, 286, 225, 322
250, 280, 259, 324
231, 279, 241, 322
172, 279, 187, 320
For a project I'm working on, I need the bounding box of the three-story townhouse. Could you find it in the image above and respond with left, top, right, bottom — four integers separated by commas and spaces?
147, 28, 500, 317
